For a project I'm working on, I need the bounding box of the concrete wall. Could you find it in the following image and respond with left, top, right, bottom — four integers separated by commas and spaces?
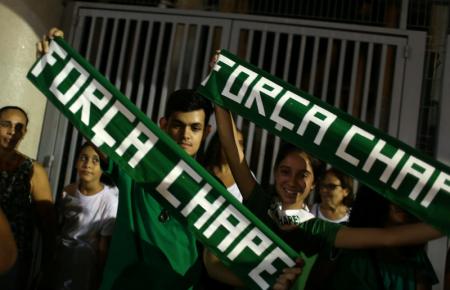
0, 0, 63, 159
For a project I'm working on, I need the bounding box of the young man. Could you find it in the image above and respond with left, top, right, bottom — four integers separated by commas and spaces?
101, 89, 212, 290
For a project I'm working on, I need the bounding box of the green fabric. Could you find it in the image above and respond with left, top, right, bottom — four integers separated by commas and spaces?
244, 184, 341, 289
197, 50, 450, 236
27, 37, 302, 290
320, 247, 438, 290
101, 165, 200, 290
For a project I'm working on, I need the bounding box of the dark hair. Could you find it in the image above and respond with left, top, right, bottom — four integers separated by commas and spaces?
316, 168, 354, 207
77, 142, 114, 186
164, 89, 213, 126
202, 132, 222, 169
274, 142, 326, 182
0, 106, 29, 126
348, 185, 390, 228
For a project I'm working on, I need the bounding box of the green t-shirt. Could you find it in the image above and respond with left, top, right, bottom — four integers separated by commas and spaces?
100, 165, 200, 290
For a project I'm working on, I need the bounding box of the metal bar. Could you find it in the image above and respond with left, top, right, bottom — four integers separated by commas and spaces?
360, 42, 374, 122
84, 16, 97, 61
237, 29, 254, 129
94, 17, 107, 69
388, 44, 405, 137
124, 20, 142, 99
256, 32, 280, 181
334, 40, 347, 107
347, 41, 360, 114
135, 21, 154, 109
400, 0, 410, 29
321, 38, 333, 101
295, 35, 307, 88
308, 36, 320, 94
146, 21, 166, 116
187, 25, 201, 87
245, 30, 267, 163
175, 23, 189, 90
200, 25, 214, 80
105, 18, 118, 80
158, 21, 177, 119
114, 19, 131, 90
374, 44, 388, 127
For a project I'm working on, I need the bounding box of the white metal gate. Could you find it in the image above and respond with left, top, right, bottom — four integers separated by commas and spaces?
38, 2, 427, 199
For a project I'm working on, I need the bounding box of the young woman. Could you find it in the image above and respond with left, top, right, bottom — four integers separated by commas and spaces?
311, 168, 354, 224
52, 142, 118, 290
211, 104, 442, 289
0, 106, 55, 289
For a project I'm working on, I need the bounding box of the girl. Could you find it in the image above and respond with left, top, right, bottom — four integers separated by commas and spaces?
52, 142, 118, 290
311, 168, 354, 224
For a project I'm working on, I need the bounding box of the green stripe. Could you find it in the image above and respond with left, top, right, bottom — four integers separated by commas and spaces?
198, 49, 450, 237
27, 37, 299, 290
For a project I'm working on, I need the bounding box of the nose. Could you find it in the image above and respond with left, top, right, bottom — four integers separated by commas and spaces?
181, 126, 191, 140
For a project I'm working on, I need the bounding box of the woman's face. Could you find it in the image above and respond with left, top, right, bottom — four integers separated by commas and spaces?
274, 151, 314, 208
318, 172, 349, 208
0, 109, 27, 151
76, 145, 103, 184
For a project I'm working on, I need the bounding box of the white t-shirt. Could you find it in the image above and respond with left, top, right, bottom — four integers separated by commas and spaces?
311, 203, 349, 224
53, 183, 118, 290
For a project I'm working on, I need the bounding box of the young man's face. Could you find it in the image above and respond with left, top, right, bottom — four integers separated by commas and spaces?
159, 109, 210, 157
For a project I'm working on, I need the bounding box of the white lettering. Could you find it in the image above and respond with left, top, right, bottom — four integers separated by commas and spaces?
69, 79, 112, 125
156, 160, 200, 208
392, 156, 435, 200
227, 227, 272, 261
297, 105, 337, 145
115, 122, 158, 168
245, 77, 282, 116
203, 204, 250, 252
271, 91, 310, 131
421, 171, 450, 207
249, 248, 295, 290
362, 139, 405, 183
181, 184, 226, 229
222, 65, 258, 103
336, 125, 374, 166
91, 101, 134, 147
50, 59, 88, 105
31, 40, 67, 76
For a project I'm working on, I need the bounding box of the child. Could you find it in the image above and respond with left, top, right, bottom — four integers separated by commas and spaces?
52, 142, 118, 290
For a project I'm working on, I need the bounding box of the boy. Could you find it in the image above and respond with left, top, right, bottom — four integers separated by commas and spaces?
101, 89, 212, 290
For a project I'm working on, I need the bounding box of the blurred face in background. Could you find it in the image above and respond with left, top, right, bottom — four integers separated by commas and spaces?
318, 171, 349, 209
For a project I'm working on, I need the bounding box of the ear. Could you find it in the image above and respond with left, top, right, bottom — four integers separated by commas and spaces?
159, 117, 168, 131
202, 124, 212, 141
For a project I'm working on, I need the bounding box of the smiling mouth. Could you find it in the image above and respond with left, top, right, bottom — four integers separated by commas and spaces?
284, 188, 300, 197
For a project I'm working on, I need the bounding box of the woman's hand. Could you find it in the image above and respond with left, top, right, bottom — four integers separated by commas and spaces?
272, 258, 304, 290
36, 27, 64, 58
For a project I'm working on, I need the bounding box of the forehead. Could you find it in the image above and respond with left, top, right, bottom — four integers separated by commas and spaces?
0, 109, 27, 122
322, 172, 340, 183
279, 151, 312, 170
80, 145, 99, 156
168, 109, 206, 126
